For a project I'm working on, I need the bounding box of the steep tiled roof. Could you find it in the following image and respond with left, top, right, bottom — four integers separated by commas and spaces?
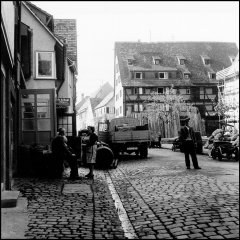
217, 52, 239, 80
95, 91, 114, 109
90, 82, 113, 99
75, 96, 89, 112
90, 98, 102, 111
115, 41, 238, 86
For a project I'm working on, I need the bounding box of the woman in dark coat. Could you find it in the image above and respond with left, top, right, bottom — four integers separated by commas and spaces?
85, 126, 98, 179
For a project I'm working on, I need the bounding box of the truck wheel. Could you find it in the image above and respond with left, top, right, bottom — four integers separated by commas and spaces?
140, 147, 148, 158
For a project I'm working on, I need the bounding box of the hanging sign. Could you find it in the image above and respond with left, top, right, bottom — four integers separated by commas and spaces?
56, 98, 70, 108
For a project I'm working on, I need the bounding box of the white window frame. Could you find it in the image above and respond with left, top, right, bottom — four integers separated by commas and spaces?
154, 59, 160, 65
135, 72, 142, 79
158, 72, 167, 79
139, 87, 143, 94
36, 51, 56, 79
208, 73, 216, 79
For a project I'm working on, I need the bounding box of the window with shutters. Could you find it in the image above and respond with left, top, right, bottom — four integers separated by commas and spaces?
135, 72, 142, 79
208, 73, 216, 79
134, 104, 138, 112
159, 72, 167, 79
36, 51, 56, 79
133, 88, 138, 94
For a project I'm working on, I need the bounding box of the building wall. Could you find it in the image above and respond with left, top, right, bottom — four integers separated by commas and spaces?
77, 98, 95, 131
58, 65, 75, 113
95, 97, 115, 122
21, 4, 56, 90
1, 2, 15, 62
114, 56, 124, 117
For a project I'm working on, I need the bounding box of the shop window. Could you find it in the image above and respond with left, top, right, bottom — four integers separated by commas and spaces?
20, 90, 54, 145
58, 115, 73, 136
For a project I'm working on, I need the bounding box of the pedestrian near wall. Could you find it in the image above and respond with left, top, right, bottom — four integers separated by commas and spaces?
51, 128, 80, 179
85, 126, 98, 179
179, 117, 201, 170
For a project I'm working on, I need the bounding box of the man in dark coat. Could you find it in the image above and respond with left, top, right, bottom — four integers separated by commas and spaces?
179, 117, 201, 170
51, 128, 80, 179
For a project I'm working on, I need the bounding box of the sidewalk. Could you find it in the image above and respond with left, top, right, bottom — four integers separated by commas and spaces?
1, 168, 126, 239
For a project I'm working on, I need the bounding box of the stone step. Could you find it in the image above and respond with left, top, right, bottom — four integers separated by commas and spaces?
1, 191, 20, 208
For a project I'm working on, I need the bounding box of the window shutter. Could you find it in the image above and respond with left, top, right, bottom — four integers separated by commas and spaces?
155, 72, 158, 79
168, 72, 172, 79
131, 72, 134, 79
142, 72, 145, 79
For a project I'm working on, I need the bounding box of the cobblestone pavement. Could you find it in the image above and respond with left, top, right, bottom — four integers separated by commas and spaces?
11, 148, 239, 239
108, 150, 239, 239
12, 167, 126, 239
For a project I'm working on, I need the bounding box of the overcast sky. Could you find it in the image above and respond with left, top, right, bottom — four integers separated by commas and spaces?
33, 1, 239, 102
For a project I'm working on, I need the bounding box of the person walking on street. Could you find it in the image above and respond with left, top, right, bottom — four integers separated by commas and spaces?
85, 126, 98, 179
51, 128, 80, 179
179, 117, 201, 170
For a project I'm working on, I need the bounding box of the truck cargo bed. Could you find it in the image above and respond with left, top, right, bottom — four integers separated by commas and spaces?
111, 130, 150, 143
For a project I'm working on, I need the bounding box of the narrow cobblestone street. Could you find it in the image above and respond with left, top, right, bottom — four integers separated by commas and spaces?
9, 148, 239, 239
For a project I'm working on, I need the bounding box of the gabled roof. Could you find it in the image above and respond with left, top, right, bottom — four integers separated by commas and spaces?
217, 52, 239, 80
22, 1, 63, 47
95, 91, 114, 109
75, 96, 89, 112
90, 82, 113, 99
115, 41, 238, 86
90, 98, 102, 111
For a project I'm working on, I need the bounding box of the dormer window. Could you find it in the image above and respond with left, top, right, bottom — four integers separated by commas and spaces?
127, 59, 133, 65
201, 55, 211, 65
204, 59, 210, 65
126, 55, 134, 66
208, 72, 216, 79
180, 59, 185, 65
177, 55, 186, 65
229, 56, 235, 63
135, 72, 142, 79
152, 56, 161, 65
184, 73, 190, 79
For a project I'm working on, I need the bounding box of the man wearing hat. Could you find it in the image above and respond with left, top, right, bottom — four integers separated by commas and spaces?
179, 117, 201, 170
